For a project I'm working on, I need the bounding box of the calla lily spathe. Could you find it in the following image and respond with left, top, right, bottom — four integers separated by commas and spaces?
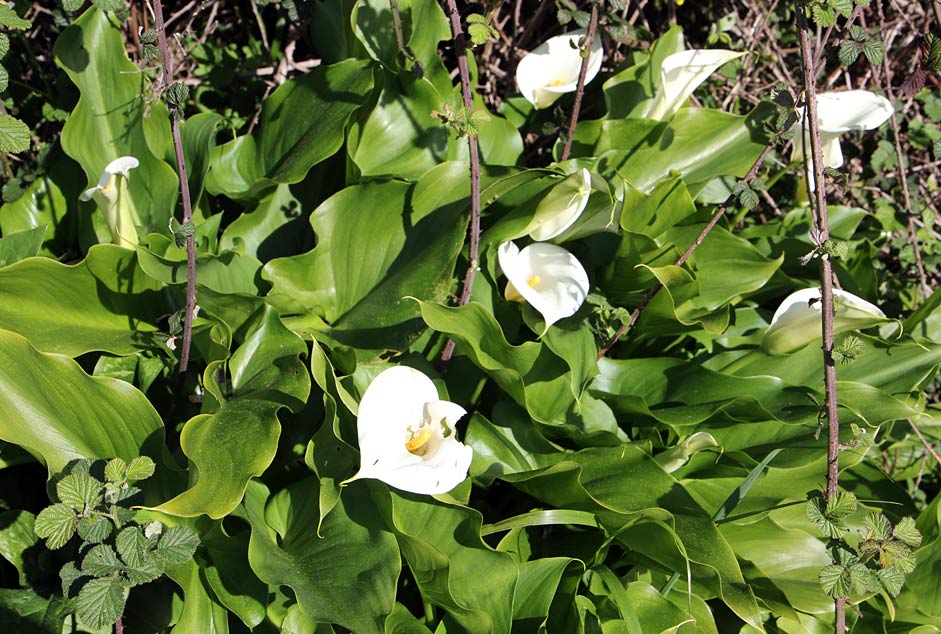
526, 168, 593, 241
762, 287, 887, 355
498, 240, 589, 331
516, 29, 603, 110
80, 156, 140, 248
647, 48, 744, 120
790, 90, 893, 191
342, 366, 472, 495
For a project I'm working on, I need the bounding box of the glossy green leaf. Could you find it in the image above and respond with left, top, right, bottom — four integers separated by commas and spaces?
244, 479, 400, 634
0, 247, 165, 356
266, 163, 470, 350
0, 510, 37, 585
0, 329, 165, 474
207, 59, 374, 198
165, 559, 231, 634
54, 6, 179, 237
0, 226, 46, 267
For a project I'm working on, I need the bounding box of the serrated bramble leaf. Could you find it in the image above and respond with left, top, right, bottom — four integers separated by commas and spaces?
0, 114, 30, 153
838, 40, 860, 66
877, 566, 905, 596
60, 561, 84, 597
77, 576, 126, 630
832, 0, 853, 16
35, 503, 77, 549
77, 515, 113, 544
124, 554, 164, 587
811, 5, 836, 27
0, 33, 9, 59
104, 458, 127, 484
115, 526, 148, 568
849, 25, 867, 41
466, 12, 487, 24
90, 0, 125, 11
828, 490, 857, 518
125, 456, 155, 481
933, 140, 941, 159
0, 66, 8, 93
0, 5, 31, 29
862, 38, 885, 66
82, 543, 122, 576
883, 540, 917, 573
157, 525, 200, 565
864, 512, 892, 540
819, 563, 849, 597
893, 516, 922, 547
848, 562, 880, 594
61, 0, 85, 11
57, 474, 103, 510
468, 22, 491, 47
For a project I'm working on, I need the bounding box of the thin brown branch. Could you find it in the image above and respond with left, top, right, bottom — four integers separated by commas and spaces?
153, 0, 198, 373
596, 143, 775, 359
795, 1, 846, 630
559, 3, 599, 162
908, 418, 941, 469
439, 0, 483, 369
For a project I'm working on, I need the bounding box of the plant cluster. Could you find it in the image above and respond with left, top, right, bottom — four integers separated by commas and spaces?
0, 1, 938, 633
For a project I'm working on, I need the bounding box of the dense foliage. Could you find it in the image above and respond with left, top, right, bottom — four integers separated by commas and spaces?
0, 0, 940, 632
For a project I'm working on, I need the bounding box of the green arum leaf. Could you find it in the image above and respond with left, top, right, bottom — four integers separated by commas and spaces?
77, 515, 112, 544
0, 246, 165, 357
157, 525, 200, 565
207, 58, 374, 199
55, 6, 179, 238
200, 522, 268, 629
265, 163, 471, 351
125, 456, 156, 481
57, 473, 103, 510
0, 115, 30, 153
877, 566, 905, 597
839, 40, 860, 66
351, 0, 450, 73
0, 5, 31, 29
76, 576, 125, 630
0, 510, 39, 586
0, 226, 47, 267
82, 543, 122, 576
0, 330, 165, 476
34, 503, 77, 550
243, 479, 400, 634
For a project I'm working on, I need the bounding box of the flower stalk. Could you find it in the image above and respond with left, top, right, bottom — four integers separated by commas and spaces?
559, 2, 600, 162
153, 0, 197, 374
795, 0, 845, 629
439, 0, 483, 368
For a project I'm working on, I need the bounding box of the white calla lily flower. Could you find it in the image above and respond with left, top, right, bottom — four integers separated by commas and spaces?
498, 240, 589, 331
80, 156, 141, 248
526, 168, 593, 241
790, 90, 893, 191
647, 48, 744, 120
762, 287, 887, 355
516, 29, 603, 110
342, 366, 472, 495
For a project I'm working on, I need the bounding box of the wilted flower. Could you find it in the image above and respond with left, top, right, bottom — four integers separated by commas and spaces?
790, 90, 893, 191
647, 48, 744, 120
516, 29, 603, 110
525, 168, 593, 241
762, 287, 887, 355
80, 156, 140, 248
498, 240, 589, 331
342, 366, 472, 495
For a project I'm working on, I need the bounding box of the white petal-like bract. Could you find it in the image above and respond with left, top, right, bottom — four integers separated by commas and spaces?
516, 29, 603, 110
498, 240, 589, 330
647, 48, 744, 120
79, 156, 141, 248
343, 367, 473, 495
762, 287, 887, 355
